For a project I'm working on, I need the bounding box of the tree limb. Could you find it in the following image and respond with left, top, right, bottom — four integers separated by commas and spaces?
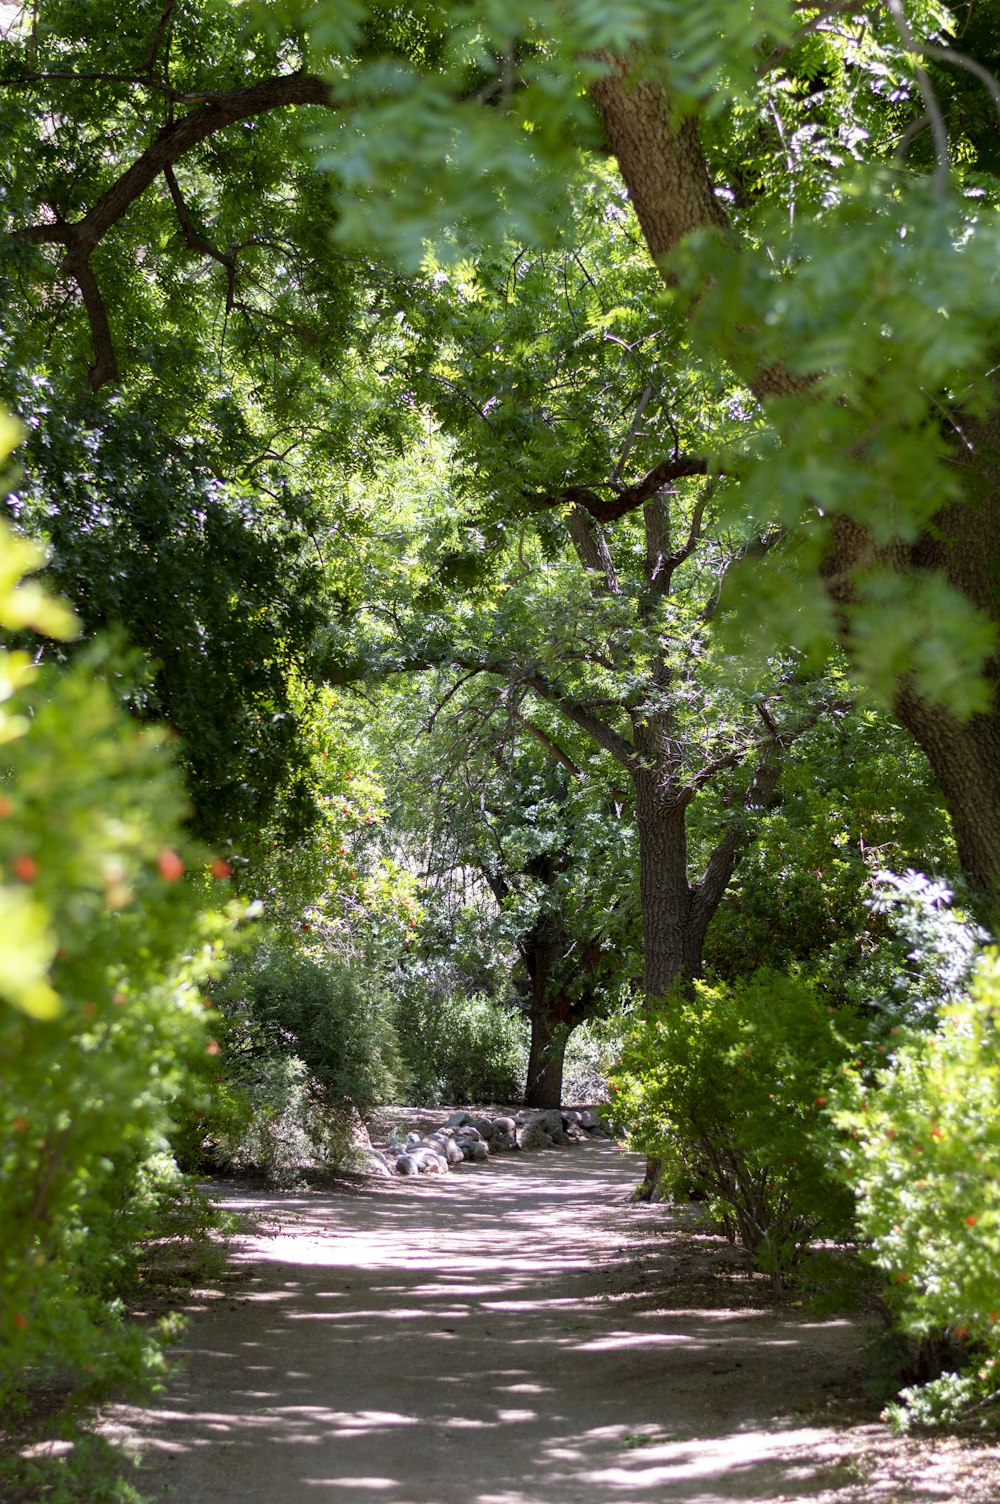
565, 504, 622, 595
516, 715, 585, 778
519, 668, 636, 769
163, 164, 237, 310
527, 454, 710, 525
15, 71, 336, 390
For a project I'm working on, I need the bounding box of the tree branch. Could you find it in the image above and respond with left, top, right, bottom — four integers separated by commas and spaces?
516, 715, 585, 778
565, 504, 622, 596
519, 668, 636, 769
163, 164, 237, 309
15, 71, 335, 391
527, 454, 710, 525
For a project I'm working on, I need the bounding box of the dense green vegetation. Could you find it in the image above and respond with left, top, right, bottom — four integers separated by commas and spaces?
2, 0, 1000, 1491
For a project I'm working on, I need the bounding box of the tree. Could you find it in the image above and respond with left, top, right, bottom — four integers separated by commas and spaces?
376, 675, 640, 1104
302, 0, 1000, 922
0, 0, 420, 870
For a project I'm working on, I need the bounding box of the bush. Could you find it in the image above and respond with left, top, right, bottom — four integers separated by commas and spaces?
214, 942, 406, 1114
395, 979, 527, 1105
612, 970, 861, 1287
0, 448, 244, 1460
833, 949, 1000, 1429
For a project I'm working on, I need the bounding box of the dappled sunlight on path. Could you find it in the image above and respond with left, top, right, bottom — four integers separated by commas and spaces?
105, 1143, 888, 1503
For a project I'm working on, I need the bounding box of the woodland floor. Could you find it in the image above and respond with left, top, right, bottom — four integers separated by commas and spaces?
100, 1123, 1000, 1504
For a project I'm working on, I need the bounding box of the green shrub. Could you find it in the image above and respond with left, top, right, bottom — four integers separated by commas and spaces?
612, 970, 861, 1287
395, 980, 527, 1105
0, 434, 243, 1444
214, 942, 406, 1115
833, 949, 1000, 1429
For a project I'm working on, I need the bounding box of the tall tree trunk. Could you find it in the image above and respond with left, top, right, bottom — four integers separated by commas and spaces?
633, 770, 702, 998
523, 993, 572, 1108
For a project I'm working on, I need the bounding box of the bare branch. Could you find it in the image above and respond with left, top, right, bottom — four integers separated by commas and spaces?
610, 383, 654, 487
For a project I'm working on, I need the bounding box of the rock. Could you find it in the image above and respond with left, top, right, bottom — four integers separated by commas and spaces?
579, 1110, 599, 1129
454, 1125, 482, 1143
439, 1137, 464, 1165
341, 1145, 391, 1177
408, 1146, 449, 1174
517, 1122, 552, 1151
526, 1109, 565, 1136
469, 1117, 496, 1140
445, 1111, 472, 1128
396, 1154, 419, 1176
493, 1116, 517, 1137
459, 1137, 489, 1162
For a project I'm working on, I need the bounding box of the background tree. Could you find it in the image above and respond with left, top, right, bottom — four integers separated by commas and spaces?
374, 675, 640, 1104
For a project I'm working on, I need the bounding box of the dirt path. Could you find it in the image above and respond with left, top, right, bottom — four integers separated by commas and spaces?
106, 1140, 999, 1503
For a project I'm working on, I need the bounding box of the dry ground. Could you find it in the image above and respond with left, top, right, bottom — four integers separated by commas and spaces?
101, 1131, 1000, 1504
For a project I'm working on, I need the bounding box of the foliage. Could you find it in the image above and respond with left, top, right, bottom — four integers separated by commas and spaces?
395, 976, 527, 1106
214, 940, 406, 1115
612, 970, 862, 1286
0, 417, 243, 1431
6, 387, 343, 859
863, 869, 986, 1019
833, 950, 1000, 1427
703, 708, 960, 1002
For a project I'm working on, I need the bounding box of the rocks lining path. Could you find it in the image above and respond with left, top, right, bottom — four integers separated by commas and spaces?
105, 1134, 1000, 1504
351, 1105, 613, 1177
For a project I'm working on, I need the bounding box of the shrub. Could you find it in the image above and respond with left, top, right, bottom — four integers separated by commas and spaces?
0, 418, 243, 1455
214, 942, 406, 1115
395, 980, 527, 1105
612, 970, 861, 1287
833, 949, 1000, 1429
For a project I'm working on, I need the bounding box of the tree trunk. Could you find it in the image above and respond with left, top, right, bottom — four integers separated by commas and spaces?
523, 994, 572, 1108
633, 770, 702, 999
520, 921, 574, 1108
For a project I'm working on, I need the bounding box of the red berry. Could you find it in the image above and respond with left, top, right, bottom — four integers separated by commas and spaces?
210, 859, 232, 879
0, 797, 13, 817
206, 1040, 220, 1056
12, 854, 37, 882
13, 1312, 27, 1330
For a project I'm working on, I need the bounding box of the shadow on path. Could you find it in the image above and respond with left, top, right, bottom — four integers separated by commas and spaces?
105, 1142, 881, 1504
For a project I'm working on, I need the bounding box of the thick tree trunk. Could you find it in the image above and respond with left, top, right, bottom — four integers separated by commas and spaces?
523, 994, 572, 1108
520, 923, 575, 1108
633, 771, 703, 999
895, 687, 1000, 919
